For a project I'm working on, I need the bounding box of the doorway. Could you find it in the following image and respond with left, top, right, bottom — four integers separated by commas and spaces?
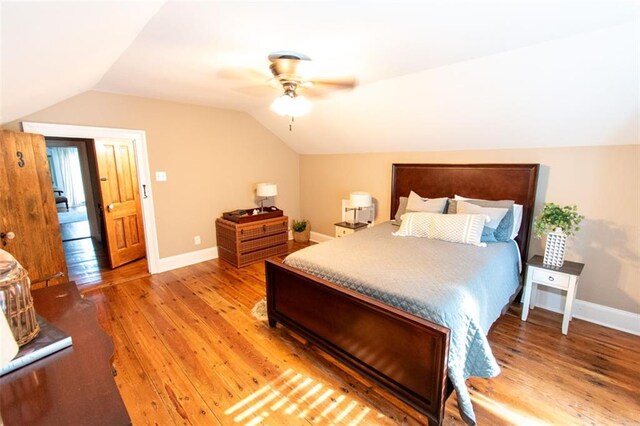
44, 136, 149, 288
46, 138, 99, 243
22, 121, 160, 275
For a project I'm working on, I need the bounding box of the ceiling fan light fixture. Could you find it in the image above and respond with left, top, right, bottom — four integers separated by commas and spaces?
270, 93, 311, 117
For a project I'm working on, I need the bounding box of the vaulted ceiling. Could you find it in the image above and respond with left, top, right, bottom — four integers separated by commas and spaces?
2, 1, 638, 153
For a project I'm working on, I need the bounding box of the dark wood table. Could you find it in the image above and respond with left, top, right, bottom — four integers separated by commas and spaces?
0, 283, 130, 425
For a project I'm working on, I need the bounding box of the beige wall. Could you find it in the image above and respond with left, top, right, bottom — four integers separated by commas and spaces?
4, 91, 300, 258
300, 145, 640, 313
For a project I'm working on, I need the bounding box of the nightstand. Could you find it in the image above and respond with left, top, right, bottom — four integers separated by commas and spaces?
334, 221, 368, 238
521, 255, 585, 335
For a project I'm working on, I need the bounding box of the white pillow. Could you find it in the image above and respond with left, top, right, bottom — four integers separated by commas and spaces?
406, 191, 448, 213
393, 212, 489, 247
511, 204, 523, 239
456, 200, 508, 230
455, 194, 523, 240
428, 213, 489, 247
393, 212, 431, 237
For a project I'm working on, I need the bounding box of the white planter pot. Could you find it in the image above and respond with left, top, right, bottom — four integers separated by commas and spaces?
543, 227, 567, 267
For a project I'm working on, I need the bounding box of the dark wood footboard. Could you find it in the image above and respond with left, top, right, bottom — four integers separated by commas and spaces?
266, 259, 452, 426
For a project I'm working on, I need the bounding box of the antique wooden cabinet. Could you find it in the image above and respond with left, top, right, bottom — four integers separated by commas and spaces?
215, 216, 288, 267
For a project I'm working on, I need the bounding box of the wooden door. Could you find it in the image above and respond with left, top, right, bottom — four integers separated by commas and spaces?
94, 138, 146, 268
0, 130, 68, 286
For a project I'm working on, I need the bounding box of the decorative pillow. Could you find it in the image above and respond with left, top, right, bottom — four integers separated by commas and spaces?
406, 191, 448, 214
428, 213, 489, 247
392, 212, 431, 237
455, 200, 508, 230
447, 200, 501, 242
481, 226, 498, 243
393, 212, 489, 247
393, 196, 409, 224
454, 195, 515, 242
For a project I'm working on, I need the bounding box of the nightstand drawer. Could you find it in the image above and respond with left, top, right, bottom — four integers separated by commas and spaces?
532, 268, 570, 289
335, 227, 355, 238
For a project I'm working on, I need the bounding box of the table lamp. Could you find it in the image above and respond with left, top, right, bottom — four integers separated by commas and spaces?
256, 183, 278, 212
346, 192, 372, 224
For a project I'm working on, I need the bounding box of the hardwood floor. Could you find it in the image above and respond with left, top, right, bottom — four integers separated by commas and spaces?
64, 237, 148, 290
82, 242, 640, 425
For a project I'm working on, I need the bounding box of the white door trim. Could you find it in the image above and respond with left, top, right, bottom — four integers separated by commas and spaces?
21, 122, 160, 274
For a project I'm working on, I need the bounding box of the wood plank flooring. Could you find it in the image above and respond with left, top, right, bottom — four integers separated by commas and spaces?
64, 237, 148, 290
82, 242, 640, 425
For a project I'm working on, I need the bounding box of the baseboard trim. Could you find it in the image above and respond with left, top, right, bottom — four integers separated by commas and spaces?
310, 231, 334, 243
157, 247, 218, 273
532, 288, 640, 335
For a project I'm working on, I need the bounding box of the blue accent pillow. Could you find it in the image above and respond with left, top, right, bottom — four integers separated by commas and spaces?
493, 208, 514, 242
481, 226, 497, 243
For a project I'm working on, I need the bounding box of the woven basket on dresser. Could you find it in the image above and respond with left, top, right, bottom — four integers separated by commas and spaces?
0, 260, 40, 346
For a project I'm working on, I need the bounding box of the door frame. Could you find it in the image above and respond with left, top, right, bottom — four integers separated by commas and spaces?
22, 122, 160, 273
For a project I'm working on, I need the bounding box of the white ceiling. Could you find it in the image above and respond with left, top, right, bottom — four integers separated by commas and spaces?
2, 1, 638, 153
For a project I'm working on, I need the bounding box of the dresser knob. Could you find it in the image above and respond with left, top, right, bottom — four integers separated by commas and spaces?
548, 276, 554, 282
263, 225, 267, 232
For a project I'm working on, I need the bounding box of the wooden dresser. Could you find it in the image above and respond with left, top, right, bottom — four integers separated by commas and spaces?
0, 282, 130, 425
216, 216, 289, 267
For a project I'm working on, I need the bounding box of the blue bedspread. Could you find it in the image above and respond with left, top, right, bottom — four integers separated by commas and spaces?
284, 222, 520, 425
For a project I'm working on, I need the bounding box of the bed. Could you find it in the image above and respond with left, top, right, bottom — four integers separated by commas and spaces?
265, 163, 539, 425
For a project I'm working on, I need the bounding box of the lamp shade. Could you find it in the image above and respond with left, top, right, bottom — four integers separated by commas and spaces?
349, 192, 372, 208
256, 183, 278, 197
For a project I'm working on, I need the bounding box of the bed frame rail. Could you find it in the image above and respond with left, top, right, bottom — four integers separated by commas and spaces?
266, 259, 451, 425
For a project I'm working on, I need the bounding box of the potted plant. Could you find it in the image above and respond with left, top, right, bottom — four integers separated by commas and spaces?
292, 219, 311, 243
533, 203, 584, 267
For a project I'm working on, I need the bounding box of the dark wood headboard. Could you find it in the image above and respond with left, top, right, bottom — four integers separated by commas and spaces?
390, 163, 539, 265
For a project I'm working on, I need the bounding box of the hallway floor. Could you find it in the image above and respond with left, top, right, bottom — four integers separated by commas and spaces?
63, 237, 148, 291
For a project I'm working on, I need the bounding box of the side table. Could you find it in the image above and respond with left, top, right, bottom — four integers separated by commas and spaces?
334, 221, 368, 238
521, 255, 585, 335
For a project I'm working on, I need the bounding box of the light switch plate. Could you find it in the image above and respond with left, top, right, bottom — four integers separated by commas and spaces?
155, 171, 167, 182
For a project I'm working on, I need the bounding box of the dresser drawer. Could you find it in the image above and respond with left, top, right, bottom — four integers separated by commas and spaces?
532, 268, 570, 289
239, 218, 288, 241
239, 232, 288, 253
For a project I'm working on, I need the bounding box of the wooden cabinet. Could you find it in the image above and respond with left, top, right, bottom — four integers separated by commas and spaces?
0, 283, 130, 425
216, 216, 289, 267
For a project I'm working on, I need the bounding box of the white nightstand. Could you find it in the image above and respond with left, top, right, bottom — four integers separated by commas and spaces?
521, 255, 585, 335
334, 221, 368, 238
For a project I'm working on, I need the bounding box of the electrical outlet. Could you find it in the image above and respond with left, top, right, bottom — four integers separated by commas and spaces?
194, 235, 201, 245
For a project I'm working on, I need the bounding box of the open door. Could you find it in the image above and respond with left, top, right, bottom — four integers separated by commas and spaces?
94, 138, 146, 268
0, 130, 68, 285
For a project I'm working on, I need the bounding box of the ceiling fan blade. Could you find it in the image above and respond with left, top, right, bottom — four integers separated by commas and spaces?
310, 76, 358, 89
299, 77, 358, 98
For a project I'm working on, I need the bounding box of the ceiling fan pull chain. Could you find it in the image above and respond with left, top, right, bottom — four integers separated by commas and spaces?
289, 115, 294, 132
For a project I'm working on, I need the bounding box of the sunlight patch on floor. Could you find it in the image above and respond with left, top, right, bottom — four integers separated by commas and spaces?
224, 368, 381, 425
472, 392, 550, 426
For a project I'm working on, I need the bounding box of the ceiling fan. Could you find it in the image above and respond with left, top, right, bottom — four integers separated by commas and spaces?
222, 51, 357, 130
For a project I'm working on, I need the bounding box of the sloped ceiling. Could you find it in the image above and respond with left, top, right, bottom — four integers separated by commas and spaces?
2, 1, 638, 153
0, 1, 164, 124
